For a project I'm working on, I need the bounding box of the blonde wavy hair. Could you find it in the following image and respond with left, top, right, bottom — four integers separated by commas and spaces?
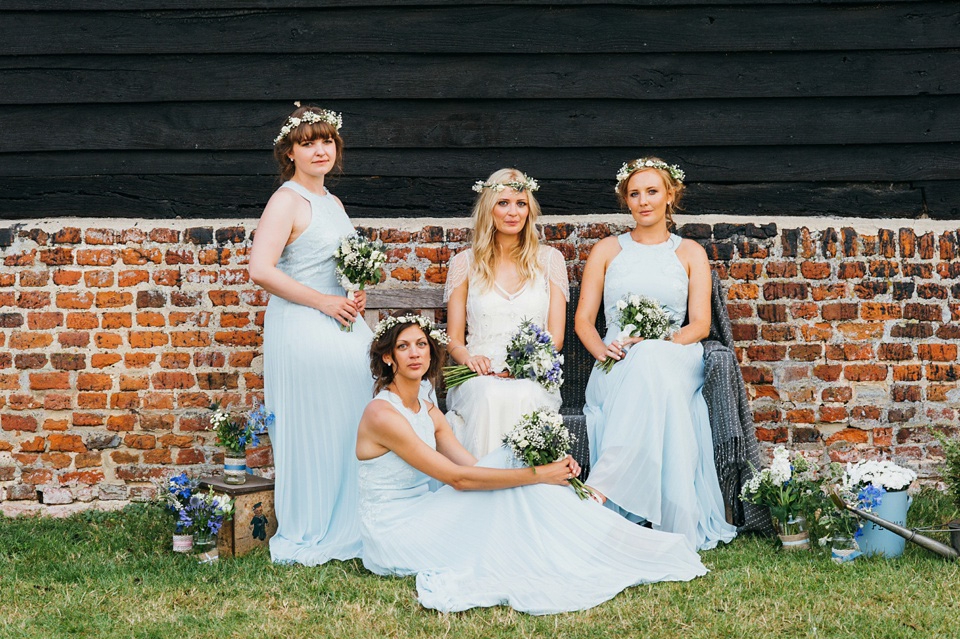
469, 168, 543, 291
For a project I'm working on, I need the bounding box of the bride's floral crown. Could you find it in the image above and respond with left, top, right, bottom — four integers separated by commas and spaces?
615, 158, 685, 192
273, 105, 343, 145
373, 314, 450, 345
472, 173, 540, 194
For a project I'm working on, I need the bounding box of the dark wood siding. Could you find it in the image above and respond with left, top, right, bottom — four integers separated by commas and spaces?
1, 1, 958, 219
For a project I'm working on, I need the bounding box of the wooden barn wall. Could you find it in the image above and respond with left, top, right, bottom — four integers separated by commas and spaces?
0, 1, 958, 220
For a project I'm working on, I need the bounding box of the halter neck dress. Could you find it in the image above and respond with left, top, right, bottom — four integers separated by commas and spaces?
263, 180, 373, 565
358, 389, 707, 615
583, 233, 737, 551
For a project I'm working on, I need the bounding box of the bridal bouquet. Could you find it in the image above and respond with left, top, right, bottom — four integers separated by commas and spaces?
443, 320, 563, 392
503, 408, 589, 499
334, 233, 387, 332
596, 293, 677, 372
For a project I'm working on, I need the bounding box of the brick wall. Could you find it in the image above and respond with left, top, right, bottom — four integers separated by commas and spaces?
0, 215, 956, 514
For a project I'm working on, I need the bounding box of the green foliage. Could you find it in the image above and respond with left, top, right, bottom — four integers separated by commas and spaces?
1, 496, 959, 638
935, 429, 960, 511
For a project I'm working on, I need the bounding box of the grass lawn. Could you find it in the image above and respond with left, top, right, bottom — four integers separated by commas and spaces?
1, 491, 958, 639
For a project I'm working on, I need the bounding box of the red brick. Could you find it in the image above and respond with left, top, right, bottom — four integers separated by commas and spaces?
838, 262, 865, 279
160, 353, 191, 369
150, 228, 181, 243
49, 434, 86, 452
208, 290, 240, 306
121, 247, 162, 265
727, 283, 759, 300
785, 409, 815, 424
101, 312, 132, 329
125, 434, 156, 450
51, 353, 86, 370
22, 469, 54, 485
19, 270, 48, 287
66, 312, 98, 330
918, 344, 957, 361
141, 414, 175, 431
118, 270, 150, 287
143, 449, 172, 464
3, 412, 40, 432
15, 353, 47, 369
106, 415, 136, 432
904, 303, 941, 322
153, 269, 181, 287
124, 353, 157, 368
755, 427, 788, 442
877, 343, 914, 361
170, 331, 210, 347
111, 451, 139, 463
811, 284, 846, 301
77, 373, 112, 391
39, 248, 73, 266
825, 429, 868, 445
892, 385, 921, 402
927, 364, 960, 382
135, 311, 165, 327
56, 292, 94, 309
843, 364, 887, 382
213, 331, 261, 347
819, 405, 848, 423
77, 393, 107, 409
176, 449, 206, 465
861, 302, 902, 321
151, 372, 196, 389
128, 331, 169, 349
75, 451, 102, 469
391, 266, 420, 282
800, 323, 832, 341
43, 395, 71, 410
837, 323, 884, 340
823, 387, 853, 403
94, 333, 123, 349
760, 325, 795, 341
143, 392, 175, 410
814, 364, 842, 382
731, 323, 757, 341
30, 372, 70, 390
757, 305, 787, 323
228, 352, 255, 367
789, 344, 822, 361
91, 353, 122, 368
822, 303, 858, 321
747, 345, 786, 361
95, 292, 133, 308
893, 365, 923, 382
17, 291, 50, 309
800, 262, 831, 279
110, 392, 139, 410
73, 412, 104, 427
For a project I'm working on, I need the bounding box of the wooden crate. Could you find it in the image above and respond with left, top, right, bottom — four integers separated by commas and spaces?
198, 474, 277, 558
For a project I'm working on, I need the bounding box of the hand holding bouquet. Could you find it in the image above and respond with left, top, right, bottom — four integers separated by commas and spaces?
503, 408, 589, 499
334, 233, 387, 332
444, 320, 563, 392
596, 293, 676, 373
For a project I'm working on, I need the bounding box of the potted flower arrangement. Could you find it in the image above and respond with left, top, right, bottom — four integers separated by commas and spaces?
178, 488, 234, 561
210, 400, 274, 485
816, 462, 862, 562
842, 459, 916, 558
935, 430, 960, 553
740, 445, 823, 550
160, 472, 199, 552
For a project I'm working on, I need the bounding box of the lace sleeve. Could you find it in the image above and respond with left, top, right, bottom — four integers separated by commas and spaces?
443, 250, 472, 303
545, 246, 570, 302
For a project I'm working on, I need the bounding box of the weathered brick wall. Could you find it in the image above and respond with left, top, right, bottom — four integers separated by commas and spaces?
0, 216, 956, 515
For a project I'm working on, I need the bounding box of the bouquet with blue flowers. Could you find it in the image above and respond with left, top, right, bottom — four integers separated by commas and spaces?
444, 320, 563, 392
177, 488, 234, 541
210, 400, 275, 456
160, 472, 199, 534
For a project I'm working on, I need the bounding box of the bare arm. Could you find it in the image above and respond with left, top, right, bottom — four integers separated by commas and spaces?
673, 239, 712, 344
574, 237, 624, 362
446, 274, 495, 375
248, 189, 359, 326
357, 400, 576, 491
547, 281, 567, 351
428, 403, 478, 467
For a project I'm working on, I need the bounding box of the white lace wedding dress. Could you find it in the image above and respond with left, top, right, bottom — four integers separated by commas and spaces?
444, 246, 568, 457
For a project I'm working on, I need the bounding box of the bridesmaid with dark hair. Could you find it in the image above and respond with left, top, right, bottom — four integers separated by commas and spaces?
248, 105, 372, 565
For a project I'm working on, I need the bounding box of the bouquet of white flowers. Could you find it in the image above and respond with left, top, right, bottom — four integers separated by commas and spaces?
597, 293, 677, 372
443, 320, 563, 392
503, 408, 589, 499
740, 445, 823, 534
842, 459, 916, 494
333, 233, 387, 332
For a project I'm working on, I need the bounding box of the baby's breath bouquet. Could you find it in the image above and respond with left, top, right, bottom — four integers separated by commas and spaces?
503, 408, 589, 499
596, 293, 677, 372
443, 320, 563, 392
334, 233, 387, 332
740, 445, 823, 534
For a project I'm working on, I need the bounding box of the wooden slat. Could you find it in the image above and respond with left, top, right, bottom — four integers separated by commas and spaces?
3, 97, 959, 152
0, 1, 934, 10
4, 50, 959, 104
3, 144, 960, 182
0, 176, 936, 220
366, 288, 444, 310
2, 4, 958, 55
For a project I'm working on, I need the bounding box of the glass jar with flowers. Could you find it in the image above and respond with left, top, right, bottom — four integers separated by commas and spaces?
842, 459, 917, 558
740, 445, 823, 550
210, 401, 274, 485
178, 488, 234, 560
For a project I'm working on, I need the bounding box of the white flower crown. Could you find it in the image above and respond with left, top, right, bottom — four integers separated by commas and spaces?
373, 314, 450, 346
472, 174, 540, 194
273, 106, 343, 145
615, 158, 685, 192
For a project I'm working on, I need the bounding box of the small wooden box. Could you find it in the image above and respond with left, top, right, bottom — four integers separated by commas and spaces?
198, 474, 278, 558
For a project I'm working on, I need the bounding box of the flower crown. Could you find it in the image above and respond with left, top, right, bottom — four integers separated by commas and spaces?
472, 173, 540, 194
273, 105, 343, 145
373, 314, 450, 346
615, 158, 685, 191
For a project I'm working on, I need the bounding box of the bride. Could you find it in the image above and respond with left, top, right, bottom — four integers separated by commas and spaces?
355, 314, 707, 615
444, 169, 568, 457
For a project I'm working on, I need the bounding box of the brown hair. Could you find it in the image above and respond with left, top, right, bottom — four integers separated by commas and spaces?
369, 315, 445, 396
273, 106, 344, 182
615, 157, 685, 231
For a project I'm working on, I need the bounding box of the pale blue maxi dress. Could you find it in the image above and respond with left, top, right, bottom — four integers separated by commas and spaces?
359, 390, 708, 615
264, 180, 373, 565
583, 233, 737, 551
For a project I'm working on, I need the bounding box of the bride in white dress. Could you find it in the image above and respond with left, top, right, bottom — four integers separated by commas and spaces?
444, 169, 569, 457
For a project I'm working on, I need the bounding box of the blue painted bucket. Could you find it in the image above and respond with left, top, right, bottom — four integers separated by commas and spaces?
857, 488, 911, 558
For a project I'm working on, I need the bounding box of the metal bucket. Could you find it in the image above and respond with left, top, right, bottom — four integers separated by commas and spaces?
950, 519, 960, 555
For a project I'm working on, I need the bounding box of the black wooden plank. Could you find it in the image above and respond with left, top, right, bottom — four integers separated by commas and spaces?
4, 50, 959, 104
918, 181, 960, 219
4, 97, 959, 152
2, 4, 958, 55
1, 1, 933, 10
0, 176, 931, 219
3, 145, 960, 182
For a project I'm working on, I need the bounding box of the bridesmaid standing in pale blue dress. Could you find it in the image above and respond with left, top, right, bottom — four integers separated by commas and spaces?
355, 315, 706, 615
575, 158, 737, 551
249, 106, 372, 565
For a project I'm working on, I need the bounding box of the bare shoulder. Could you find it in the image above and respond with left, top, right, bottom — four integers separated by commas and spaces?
362, 398, 404, 430
588, 235, 621, 260
331, 193, 346, 212
263, 187, 309, 218
676, 237, 708, 261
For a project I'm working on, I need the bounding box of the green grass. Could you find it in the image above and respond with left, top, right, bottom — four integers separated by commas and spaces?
2, 491, 959, 639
